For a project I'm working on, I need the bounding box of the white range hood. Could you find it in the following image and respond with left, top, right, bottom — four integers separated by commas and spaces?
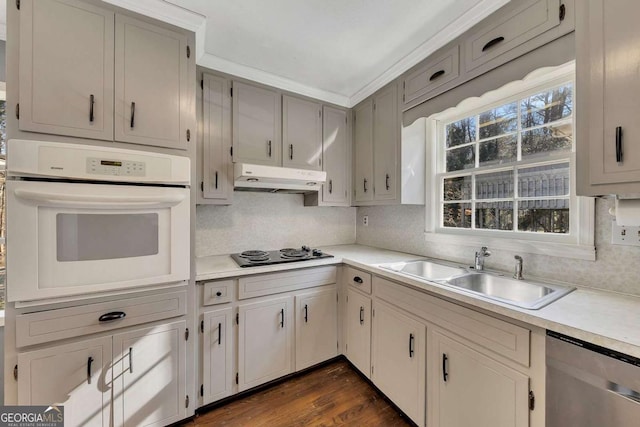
234, 163, 326, 193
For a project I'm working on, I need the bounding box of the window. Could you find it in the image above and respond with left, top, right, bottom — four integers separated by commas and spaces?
427, 63, 594, 259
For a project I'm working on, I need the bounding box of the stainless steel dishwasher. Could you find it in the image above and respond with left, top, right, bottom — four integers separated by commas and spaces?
546, 330, 640, 426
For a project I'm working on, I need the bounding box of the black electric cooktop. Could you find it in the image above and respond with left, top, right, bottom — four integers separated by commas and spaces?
230, 246, 333, 268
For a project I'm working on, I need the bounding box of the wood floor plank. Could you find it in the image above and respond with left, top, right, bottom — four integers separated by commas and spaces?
184, 360, 413, 427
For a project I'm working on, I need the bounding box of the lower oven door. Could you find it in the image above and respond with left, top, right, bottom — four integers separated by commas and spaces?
7, 179, 190, 302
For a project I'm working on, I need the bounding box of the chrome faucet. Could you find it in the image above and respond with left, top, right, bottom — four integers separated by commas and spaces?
513, 255, 524, 280
474, 246, 491, 270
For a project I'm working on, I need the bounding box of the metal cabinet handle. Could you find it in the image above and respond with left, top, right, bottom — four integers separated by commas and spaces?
385, 173, 390, 191
89, 94, 95, 123
218, 322, 222, 345
359, 306, 364, 325
280, 308, 285, 328
215, 171, 219, 189
98, 311, 126, 322
216, 291, 222, 297
429, 70, 445, 81
442, 353, 448, 382
289, 144, 293, 160
267, 140, 272, 157
616, 126, 623, 163
329, 179, 333, 194
129, 347, 133, 374
130, 102, 136, 128
353, 276, 364, 284
482, 36, 505, 52
87, 356, 94, 384
304, 304, 308, 323
409, 334, 415, 358
363, 178, 368, 193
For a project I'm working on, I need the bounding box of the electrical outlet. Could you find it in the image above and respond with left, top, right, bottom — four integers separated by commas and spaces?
611, 221, 640, 246
363, 215, 369, 226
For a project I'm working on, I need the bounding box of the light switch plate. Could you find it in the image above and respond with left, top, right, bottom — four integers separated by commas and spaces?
611, 220, 640, 246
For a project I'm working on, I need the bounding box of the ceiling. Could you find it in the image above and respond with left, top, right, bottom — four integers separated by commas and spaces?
2, 0, 511, 107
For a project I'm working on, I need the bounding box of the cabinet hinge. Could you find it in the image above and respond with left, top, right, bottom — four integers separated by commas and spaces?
319, 109, 322, 118
373, 102, 376, 111
201, 182, 204, 192
200, 319, 204, 333
185, 395, 190, 408
185, 328, 190, 341
16, 103, 19, 120
373, 309, 375, 317
186, 129, 191, 142
200, 79, 204, 90
345, 343, 348, 351
559, 3, 566, 21
529, 390, 535, 410
236, 312, 239, 325
235, 372, 239, 385
230, 87, 233, 98
402, 94, 405, 103
186, 45, 191, 58
319, 158, 322, 166
200, 384, 204, 397
13, 365, 18, 381
16, 0, 20, 10
371, 366, 374, 375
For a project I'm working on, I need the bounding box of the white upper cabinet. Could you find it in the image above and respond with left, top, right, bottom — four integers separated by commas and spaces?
232, 81, 282, 166
114, 14, 190, 149
19, 0, 114, 141
282, 95, 323, 170
577, 0, 640, 195
354, 99, 374, 203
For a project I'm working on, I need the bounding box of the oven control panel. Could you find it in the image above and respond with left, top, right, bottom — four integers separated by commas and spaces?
86, 158, 146, 177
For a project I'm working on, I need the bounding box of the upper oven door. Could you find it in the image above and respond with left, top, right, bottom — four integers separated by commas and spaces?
6, 180, 190, 302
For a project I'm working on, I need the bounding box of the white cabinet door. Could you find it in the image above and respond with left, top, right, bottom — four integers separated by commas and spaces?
371, 301, 426, 426
322, 106, 350, 205
431, 330, 529, 427
202, 308, 234, 405
283, 95, 322, 170
373, 84, 398, 201
295, 287, 338, 371
345, 288, 371, 377
238, 296, 293, 391
17, 336, 112, 427
114, 14, 189, 149
112, 320, 187, 427
354, 100, 374, 203
232, 82, 282, 166
19, 0, 114, 141
201, 73, 232, 203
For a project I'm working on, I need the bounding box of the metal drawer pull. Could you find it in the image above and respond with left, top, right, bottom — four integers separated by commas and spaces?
215, 171, 219, 189
289, 144, 293, 160
267, 140, 272, 157
329, 179, 333, 194
616, 126, 623, 163
130, 102, 136, 128
89, 94, 95, 123
608, 382, 640, 404
409, 334, 415, 358
98, 311, 126, 322
353, 276, 364, 284
482, 36, 505, 52
304, 304, 308, 323
129, 347, 133, 374
87, 356, 94, 384
364, 178, 368, 193
359, 306, 364, 325
385, 173, 390, 191
216, 291, 222, 297
280, 308, 285, 328
442, 353, 448, 382
218, 322, 222, 345
429, 70, 445, 81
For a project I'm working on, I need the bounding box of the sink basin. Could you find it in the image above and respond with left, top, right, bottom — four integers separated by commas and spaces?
445, 273, 574, 310
380, 260, 468, 281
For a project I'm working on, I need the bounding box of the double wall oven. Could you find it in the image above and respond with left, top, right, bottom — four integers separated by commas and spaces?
6, 140, 191, 303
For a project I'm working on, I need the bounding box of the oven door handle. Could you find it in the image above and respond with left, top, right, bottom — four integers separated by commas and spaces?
13, 189, 186, 209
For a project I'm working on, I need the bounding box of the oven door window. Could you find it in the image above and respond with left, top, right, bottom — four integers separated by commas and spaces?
56, 213, 159, 262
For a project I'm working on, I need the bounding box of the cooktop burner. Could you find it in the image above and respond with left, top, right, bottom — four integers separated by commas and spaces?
231, 246, 333, 268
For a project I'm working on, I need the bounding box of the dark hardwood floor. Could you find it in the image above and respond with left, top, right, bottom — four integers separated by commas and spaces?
183, 359, 413, 427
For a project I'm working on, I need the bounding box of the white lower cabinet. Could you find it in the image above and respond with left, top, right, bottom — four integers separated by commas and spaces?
430, 329, 529, 427
345, 288, 371, 377
295, 287, 338, 371
201, 308, 234, 406
371, 300, 425, 426
238, 296, 294, 391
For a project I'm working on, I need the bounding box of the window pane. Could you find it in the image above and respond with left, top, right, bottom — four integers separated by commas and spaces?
443, 203, 472, 228
518, 163, 570, 197
475, 170, 514, 200
479, 102, 518, 139
479, 135, 517, 167
521, 84, 573, 129
521, 122, 572, 159
518, 199, 570, 233
0, 100, 6, 156
446, 145, 475, 172
444, 176, 472, 201
446, 117, 476, 148
476, 201, 513, 230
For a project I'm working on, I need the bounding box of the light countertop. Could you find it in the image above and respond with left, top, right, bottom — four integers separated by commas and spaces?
196, 244, 640, 359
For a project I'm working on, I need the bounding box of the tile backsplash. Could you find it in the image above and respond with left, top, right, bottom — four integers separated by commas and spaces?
356, 198, 640, 296
196, 192, 356, 256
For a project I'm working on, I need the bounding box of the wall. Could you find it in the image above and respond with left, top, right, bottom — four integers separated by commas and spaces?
196, 192, 356, 256
356, 199, 640, 296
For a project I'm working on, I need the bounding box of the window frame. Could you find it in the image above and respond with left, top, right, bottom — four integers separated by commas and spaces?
424, 62, 595, 261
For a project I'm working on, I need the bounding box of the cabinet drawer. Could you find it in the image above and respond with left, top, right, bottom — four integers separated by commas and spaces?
238, 266, 337, 300
373, 276, 530, 366
345, 266, 372, 294
464, 0, 561, 73
403, 45, 460, 107
202, 280, 234, 306
16, 290, 187, 348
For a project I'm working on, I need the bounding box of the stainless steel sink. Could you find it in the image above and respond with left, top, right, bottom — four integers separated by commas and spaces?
445, 273, 574, 310
379, 260, 468, 281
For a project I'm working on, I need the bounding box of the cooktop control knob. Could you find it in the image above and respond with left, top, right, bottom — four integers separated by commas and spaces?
312, 249, 323, 256
302, 245, 311, 252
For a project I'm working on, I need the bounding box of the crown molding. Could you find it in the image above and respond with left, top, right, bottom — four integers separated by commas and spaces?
102, 0, 206, 32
